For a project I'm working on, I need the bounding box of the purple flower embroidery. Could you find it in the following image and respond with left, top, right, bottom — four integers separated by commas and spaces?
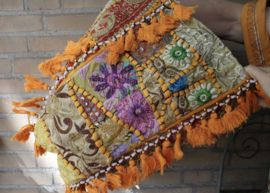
89, 61, 138, 100
115, 90, 160, 139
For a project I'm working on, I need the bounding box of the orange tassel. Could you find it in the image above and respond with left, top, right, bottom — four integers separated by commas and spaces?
105, 172, 121, 191
156, 11, 179, 36
153, 145, 166, 175
174, 133, 184, 160
24, 75, 50, 92
34, 141, 47, 157
85, 184, 99, 193
254, 83, 270, 104
115, 165, 129, 189
12, 107, 38, 118
106, 36, 125, 65
185, 120, 216, 147
208, 112, 226, 135
140, 153, 157, 179
124, 28, 138, 52
235, 96, 250, 116
38, 55, 67, 80
12, 97, 44, 109
246, 90, 258, 113
126, 159, 142, 187
171, 2, 198, 21
11, 124, 35, 144
162, 140, 175, 166
92, 178, 108, 193
222, 105, 247, 132
137, 18, 162, 44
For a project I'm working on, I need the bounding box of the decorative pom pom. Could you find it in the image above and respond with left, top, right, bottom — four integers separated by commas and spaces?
34, 141, 47, 157
92, 178, 108, 193
127, 159, 142, 187
162, 140, 175, 166
105, 172, 121, 191
140, 153, 157, 179
208, 112, 226, 135
171, 2, 198, 21
125, 28, 138, 52
153, 145, 167, 175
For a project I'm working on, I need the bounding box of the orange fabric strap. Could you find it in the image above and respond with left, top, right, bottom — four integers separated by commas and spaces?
241, 0, 270, 66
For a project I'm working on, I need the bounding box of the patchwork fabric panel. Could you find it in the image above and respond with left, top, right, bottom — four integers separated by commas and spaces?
12, 1, 266, 190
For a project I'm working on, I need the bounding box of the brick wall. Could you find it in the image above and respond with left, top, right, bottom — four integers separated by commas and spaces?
0, 0, 269, 193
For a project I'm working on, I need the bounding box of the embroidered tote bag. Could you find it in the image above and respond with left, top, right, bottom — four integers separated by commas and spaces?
11, 0, 270, 192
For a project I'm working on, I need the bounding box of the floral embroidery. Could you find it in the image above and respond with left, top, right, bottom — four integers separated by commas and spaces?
161, 39, 195, 69
115, 90, 160, 139
187, 81, 219, 109
169, 76, 188, 92
89, 61, 138, 103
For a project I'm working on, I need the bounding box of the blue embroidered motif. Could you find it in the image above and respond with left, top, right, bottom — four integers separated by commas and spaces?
169, 76, 188, 92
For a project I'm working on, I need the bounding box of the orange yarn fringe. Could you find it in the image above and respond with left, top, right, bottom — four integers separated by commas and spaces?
12, 97, 44, 109
11, 124, 35, 144
140, 153, 157, 179
105, 172, 121, 191
185, 120, 216, 147
24, 75, 50, 92
125, 28, 138, 52
171, 2, 198, 21
106, 36, 125, 65
174, 132, 184, 160
162, 139, 175, 166
153, 145, 166, 175
12, 107, 38, 118
127, 159, 142, 187
92, 178, 108, 193
208, 112, 225, 135
39, 37, 95, 80
34, 141, 47, 157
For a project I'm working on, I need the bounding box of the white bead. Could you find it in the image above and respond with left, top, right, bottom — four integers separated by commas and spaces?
242, 87, 246, 91
250, 79, 256, 83
80, 181, 85, 184
190, 118, 195, 123
55, 80, 59, 85
86, 178, 90, 183
160, 136, 165, 140
125, 156, 130, 160
151, 12, 155, 17
112, 37, 116, 41
231, 95, 236, 99
125, 27, 130, 31
184, 122, 189, 126
131, 24, 134, 28
59, 76, 63, 80
112, 162, 117, 166
121, 31, 125, 35
144, 146, 148, 151
225, 98, 230, 103
68, 67, 72, 71
166, 133, 171, 138
146, 16, 150, 20
195, 115, 201, 119
49, 91, 52, 95
78, 58, 83, 62
51, 86, 54, 91
207, 108, 212, 113
219, 103, 225, 106
155, 138, 159, 144
95, 172, 99, 177
42, 106, 45, 110
237, 90, 241, 95
45, 101, 48, 105
71, 185, 75, 188
246, 83, 250, 88
105, 41, 110, 44
213, 106, 218, 110
64, 71, 68, 76
116, 34, 121, 38
98, 42, 103, 46
140, 18, 145, 23
76, 184, 80, 187
171, 130, 177, 133
118, 159, 123, 163
90, 176, 94, 179
137, 149, 142, 153
131, 152, 136, 157
106, 166, 111, 171
201, 112, 206, 117
149, 142, 155, 146
73, 62, 78, 67
83, 54, 87, 58
88, 50, 93, 54
178, 125, 183, 130
135, 22, 140, 25
156, 8, 161, 12
100, 170, 105, 173
160, 5, 164, 9
93, 45, 98, 50
165, 1, 170, 5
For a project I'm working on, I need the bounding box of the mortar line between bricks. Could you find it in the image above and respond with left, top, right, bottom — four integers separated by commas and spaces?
0, 150, 35, 155
0, 30, 86, 37
23, 0, 28, 11
0, 168, 58, 172
42, 15, 47, 31
11, 57, 15, 77
0, 8, 103, 16
0, 185, 64, 189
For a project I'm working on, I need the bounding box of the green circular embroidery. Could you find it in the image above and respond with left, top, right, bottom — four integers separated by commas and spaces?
194, 89, 212, 106
170, 46, 187, 60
